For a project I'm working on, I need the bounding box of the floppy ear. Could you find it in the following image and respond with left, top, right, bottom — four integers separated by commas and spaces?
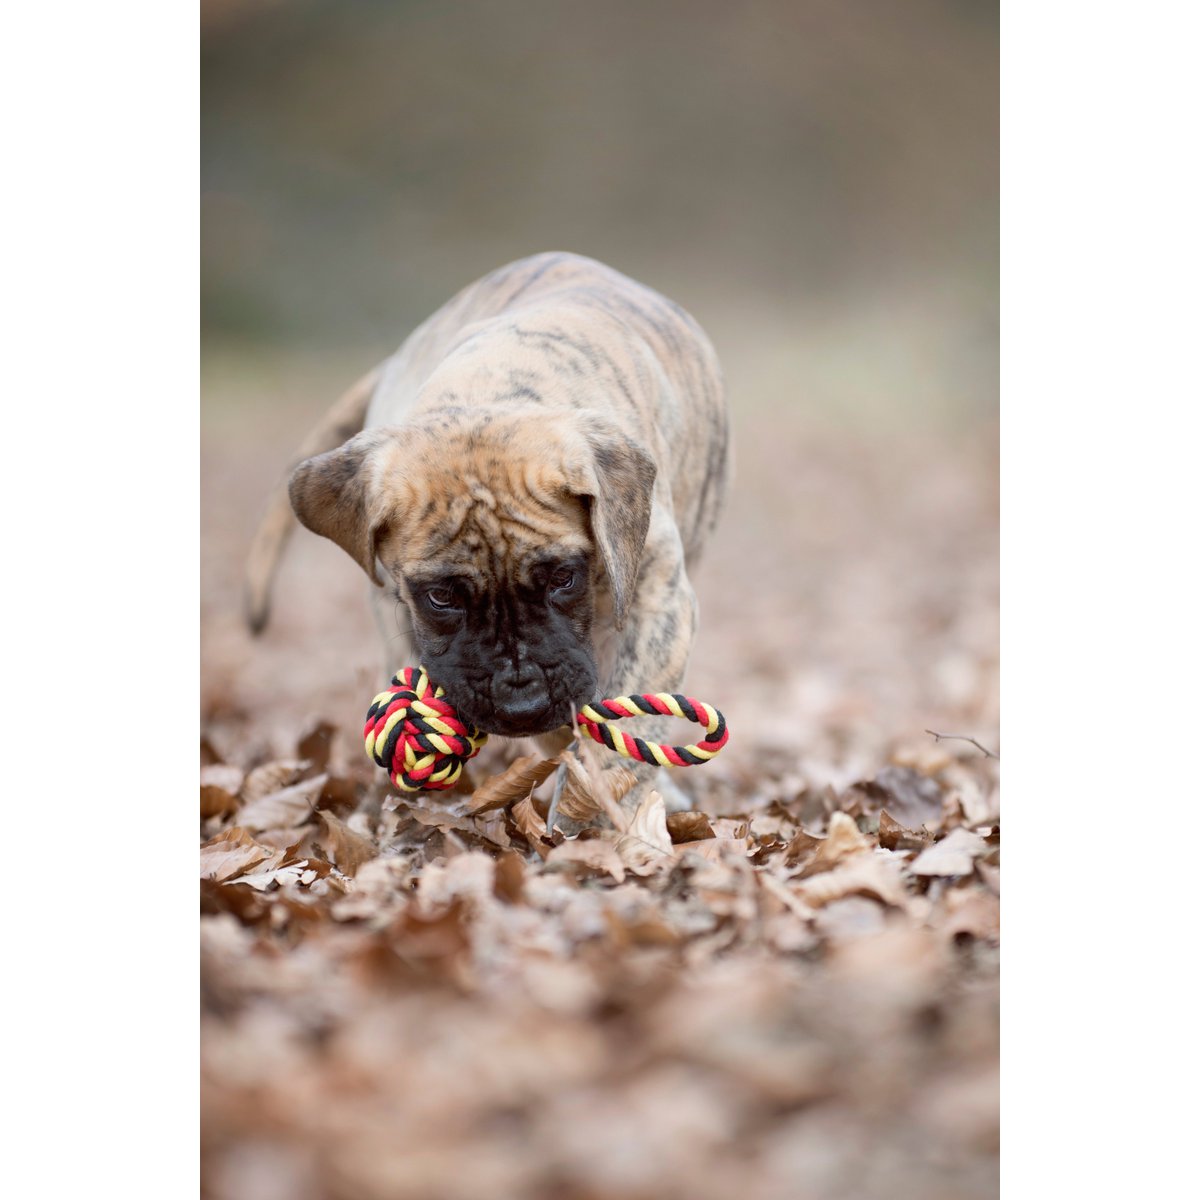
288, 430, 389, 584
578, 424, 658, 630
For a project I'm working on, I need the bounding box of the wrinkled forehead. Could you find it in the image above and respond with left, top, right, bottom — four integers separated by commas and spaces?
382, 468, 592, 587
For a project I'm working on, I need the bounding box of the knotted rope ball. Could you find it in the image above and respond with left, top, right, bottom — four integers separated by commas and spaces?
365, 665, 730, 795
364, 667, 488, 793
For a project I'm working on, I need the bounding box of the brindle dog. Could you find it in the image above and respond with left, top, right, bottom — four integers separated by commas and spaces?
246, 251, 730, 814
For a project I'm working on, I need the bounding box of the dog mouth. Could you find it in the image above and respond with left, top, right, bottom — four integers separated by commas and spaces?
428, 659, 598, 740
449, 688, 590, 739
481, 710, 572, 738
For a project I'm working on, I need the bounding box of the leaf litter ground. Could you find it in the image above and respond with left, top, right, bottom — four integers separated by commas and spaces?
202, 400, 998, 1200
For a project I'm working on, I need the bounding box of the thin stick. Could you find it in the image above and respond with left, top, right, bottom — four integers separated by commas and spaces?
925, 730, 998, 759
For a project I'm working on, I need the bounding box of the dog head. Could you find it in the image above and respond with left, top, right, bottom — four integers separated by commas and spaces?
288, 406, 657, 736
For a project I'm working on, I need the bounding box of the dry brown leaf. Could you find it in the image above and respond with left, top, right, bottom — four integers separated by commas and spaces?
547, 838, 627, 883
675, 837, 751, 864
783, 827, 824, 866
315, 775, 359, 814
796, 854, 910, 909
470, 809, 514, 852
236, 773, 327, 833
200, 826, 275, 883
512, 794, 551, 857
493, 851, 526, 903
406, 806, 476, 838
910, 828, 989, 877
199, 764, 244, 819
709, 818, 750, 839
200, 763, 244, 796
235, 862, 310, 891
947, 775, 999, 827
240, 759, 312, 806
758, 871, 814, 918
297, 720, 337, 771
796, 812, 873, 879
466, 754, 558, 814
667, 811, 716, 843
871, 765, 946, 830
318, 811, 378, 876
200, 786, 237, 820
612, 790, 673, 876
330, 856, 413, 922
878, 809, 933, 852
552, 747, 635, 828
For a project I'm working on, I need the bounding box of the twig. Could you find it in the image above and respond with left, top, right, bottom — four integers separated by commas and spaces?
925, 730, 998, 759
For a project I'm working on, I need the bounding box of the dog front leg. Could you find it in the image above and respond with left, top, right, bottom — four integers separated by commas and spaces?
551, 534, 700, 832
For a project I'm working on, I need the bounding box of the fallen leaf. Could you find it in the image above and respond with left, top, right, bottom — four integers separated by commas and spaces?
200, 764, 245, 818
783, 828, 824, 866
667, 812, 716, 843
910, 828, 989, 877
466, 754, 558, 814
201, 763, 245, 796
612, 791, 673, 876
407, 806, 475, 835
878, 809, 933, 852
512, 794, 551, 857
553, 745, 636, 827
797, 812, 873, 879
237, 774, 327, 833
547, 838, 627, 883
240, 759, 312, 806
493, 851, 526, 903
297, 720, 337, 771
868, 768, 940, 835
236, 862, 310, 891
758, 871, 814, 918
318, 811, 378, 876
316, 775, 359, 814
947, 775, 998, 826
797, 854, 910, 909
200, 826, 275, 883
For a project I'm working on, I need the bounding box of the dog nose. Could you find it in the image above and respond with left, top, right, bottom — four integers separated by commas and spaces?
492, 673, 551, 727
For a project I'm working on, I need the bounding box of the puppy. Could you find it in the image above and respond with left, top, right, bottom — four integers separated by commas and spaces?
246, 251, 730, 811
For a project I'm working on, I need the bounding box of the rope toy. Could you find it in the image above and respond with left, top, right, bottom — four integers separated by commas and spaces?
577, 694, 728, 766
364, 667, 489, 793
364, 666, 728, 793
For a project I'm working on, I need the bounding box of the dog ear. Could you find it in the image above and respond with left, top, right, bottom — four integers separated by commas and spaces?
578, 424, 658, 630
288, 430, 390, 584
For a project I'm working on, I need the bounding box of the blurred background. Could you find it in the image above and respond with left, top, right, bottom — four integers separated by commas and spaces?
202, 0, 997, 762
202, 4, 998, 1196
203, 0, 995, 427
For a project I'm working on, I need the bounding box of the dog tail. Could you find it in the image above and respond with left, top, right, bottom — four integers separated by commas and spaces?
243, 364, 382, 635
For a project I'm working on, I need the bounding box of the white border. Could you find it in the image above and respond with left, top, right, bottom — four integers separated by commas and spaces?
1004, 2, 1199, 1195
4, 3, 197, 1194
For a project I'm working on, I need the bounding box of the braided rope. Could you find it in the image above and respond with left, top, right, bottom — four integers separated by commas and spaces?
577, 693, 728, 766
363, 666, 488, 792
364, 666, 728, 794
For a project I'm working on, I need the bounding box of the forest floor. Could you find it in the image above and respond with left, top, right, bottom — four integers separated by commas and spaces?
201, 355, 999, 1200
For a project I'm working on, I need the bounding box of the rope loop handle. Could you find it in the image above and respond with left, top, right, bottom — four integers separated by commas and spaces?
363, 666, 488, 793
577, 693, 729, 768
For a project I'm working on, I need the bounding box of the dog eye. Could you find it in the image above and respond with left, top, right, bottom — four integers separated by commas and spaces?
426, 586, 457, 611
549, 567, 576, 593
